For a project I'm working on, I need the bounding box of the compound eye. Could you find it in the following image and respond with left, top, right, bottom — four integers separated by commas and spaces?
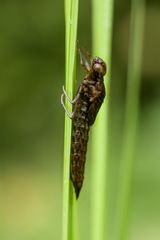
92, 58, 106, 76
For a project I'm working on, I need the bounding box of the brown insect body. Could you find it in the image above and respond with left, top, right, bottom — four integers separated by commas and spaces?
71, 56, 106, 198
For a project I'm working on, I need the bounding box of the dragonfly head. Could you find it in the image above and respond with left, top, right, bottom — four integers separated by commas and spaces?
92, 57, 106, 77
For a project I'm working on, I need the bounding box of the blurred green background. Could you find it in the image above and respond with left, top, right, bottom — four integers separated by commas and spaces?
0, 0, 160, 240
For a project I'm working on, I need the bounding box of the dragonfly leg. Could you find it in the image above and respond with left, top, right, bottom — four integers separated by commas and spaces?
61, 85, 82, 118
62, 86, 80, 104
61, 92, 74, 119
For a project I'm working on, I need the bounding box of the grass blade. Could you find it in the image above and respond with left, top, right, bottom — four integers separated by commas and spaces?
62, 0, 79, 240
90, 0, 114, 240
114, 0, 146, 240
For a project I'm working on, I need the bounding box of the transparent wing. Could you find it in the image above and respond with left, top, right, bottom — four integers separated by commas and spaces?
77, 41, 92, 72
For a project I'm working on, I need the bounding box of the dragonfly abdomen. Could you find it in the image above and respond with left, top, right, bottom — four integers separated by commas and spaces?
70, 105, 90, 198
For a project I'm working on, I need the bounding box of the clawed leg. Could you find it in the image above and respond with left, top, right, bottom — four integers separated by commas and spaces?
61, 92, 74, 118
62, 86, 79, 104
61, 86, 81, 119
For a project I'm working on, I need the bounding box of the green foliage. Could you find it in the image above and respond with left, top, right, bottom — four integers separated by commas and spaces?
62, 0, 79, 240
114, 0, 146, 240
91, 0, 114, 240
63, 0, 146, 240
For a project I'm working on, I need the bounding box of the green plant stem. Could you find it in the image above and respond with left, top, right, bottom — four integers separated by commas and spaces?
114, 1, 145, 240
62, 0, 79, 240
91, 0, 114, 240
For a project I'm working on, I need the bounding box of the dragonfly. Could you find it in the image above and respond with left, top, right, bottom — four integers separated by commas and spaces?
61, 44, 107, 198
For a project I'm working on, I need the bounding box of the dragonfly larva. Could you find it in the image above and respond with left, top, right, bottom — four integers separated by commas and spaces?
61, 45, 107, 198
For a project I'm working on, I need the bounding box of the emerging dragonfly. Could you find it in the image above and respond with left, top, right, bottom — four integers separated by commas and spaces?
61, 44, 107, 198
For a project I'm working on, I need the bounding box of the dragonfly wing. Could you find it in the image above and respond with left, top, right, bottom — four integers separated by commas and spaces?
77, 42, 92, 72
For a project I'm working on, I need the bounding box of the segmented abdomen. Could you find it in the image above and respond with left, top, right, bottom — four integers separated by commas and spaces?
70, 101, 90, 198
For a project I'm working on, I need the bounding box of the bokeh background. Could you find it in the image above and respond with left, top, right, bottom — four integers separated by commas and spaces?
0, 0, 160, 240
